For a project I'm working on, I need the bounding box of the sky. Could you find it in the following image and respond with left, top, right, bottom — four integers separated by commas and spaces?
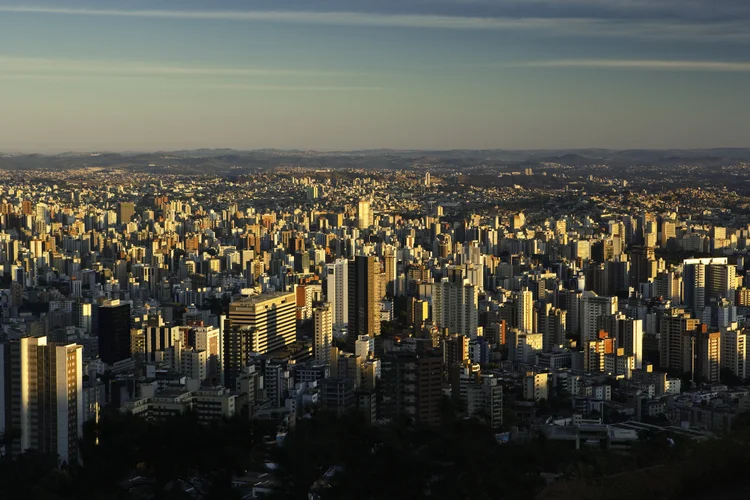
0, 0, 749, 152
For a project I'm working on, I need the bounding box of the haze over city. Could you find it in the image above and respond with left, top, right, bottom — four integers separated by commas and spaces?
5, 2, 750, 500
1, 0, 749, 152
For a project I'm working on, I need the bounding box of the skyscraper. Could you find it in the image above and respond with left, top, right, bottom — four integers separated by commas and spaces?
0, 337, 83, 464
581, 293, 618, 343
144, 315, 180, 363
432, 278, 479, 338
659, 308, 701, 374
223, 323, 257, 391
347, 256, 381, 349
536, 302, 567, 351
314, 304, 333, 365
517, 288, 534, 333
383, 245, 397, 296
694, 328, 721, 383
720, 324, 746, 380
189, 325, 223, 383
683, 258, 733, 315
228, 291, 297, 354
325, 258, 349, 333
98, 300, 132, 365
357, 199, 372, 230
584, 330, 616, 372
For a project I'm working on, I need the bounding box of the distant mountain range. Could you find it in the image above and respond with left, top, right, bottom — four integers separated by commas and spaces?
1, 148, 749, 173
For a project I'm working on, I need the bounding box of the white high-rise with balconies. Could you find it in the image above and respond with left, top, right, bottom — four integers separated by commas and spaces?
433, 278, 479, 338
325, 258, 349, 334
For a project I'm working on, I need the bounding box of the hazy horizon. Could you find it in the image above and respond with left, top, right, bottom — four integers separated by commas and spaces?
1, 0, 749, 151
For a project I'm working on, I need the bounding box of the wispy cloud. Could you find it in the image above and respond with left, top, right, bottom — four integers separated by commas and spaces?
213, 83, 391, 91
0, 73, 387, 91
1, 5, 748, 41
0, 5, 548, 29
0, 55, 346, 77
522, 59, 750, 71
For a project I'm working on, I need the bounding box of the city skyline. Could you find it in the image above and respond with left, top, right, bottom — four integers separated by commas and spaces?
2, 0, 750, 152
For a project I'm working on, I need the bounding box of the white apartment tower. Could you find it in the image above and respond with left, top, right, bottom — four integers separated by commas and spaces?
581, 293, 618, 343
325, 258, 349, 333
432, 278, 479, 338
721, 324, 747, 380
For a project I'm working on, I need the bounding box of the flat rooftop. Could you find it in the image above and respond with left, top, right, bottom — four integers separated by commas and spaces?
232, 291, 295, 305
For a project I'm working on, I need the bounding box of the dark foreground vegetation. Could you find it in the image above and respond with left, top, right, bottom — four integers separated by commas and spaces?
1, 409, 749, 500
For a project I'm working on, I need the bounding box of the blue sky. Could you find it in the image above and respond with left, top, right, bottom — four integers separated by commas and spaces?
1, 0, 749, 152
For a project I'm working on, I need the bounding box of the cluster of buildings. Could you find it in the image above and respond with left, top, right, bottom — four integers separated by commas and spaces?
2, 168, 750, 468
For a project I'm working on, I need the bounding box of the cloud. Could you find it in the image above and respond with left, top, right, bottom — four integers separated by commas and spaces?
0, 5, 548, 29
0, 55, 348, 77
212, 84, 391, 91
521, 59, 750, 71
0, 5, 748, 41
0, 73, 388, 90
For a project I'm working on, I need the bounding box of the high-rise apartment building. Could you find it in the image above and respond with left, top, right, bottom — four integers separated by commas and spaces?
683, 258, 734, 315
0, 337, 83, 464
325, 258, 349, 332
381, 351, 442, 426
223, 323, 257, 391
514, 332, 543, 365
144, 319, 180, 363
517, 288, 534, 333
584, 330, 616, 372
536, 302, 567, 351
191, 326, 223, 384
694, 328, 721, 383
347, 256, 381, 349
720, 324, 746, 380
313, 304, 333, 365
383, 246, 397, 296
228, 291, 297, 355
581, 293, 618, 343
444, 333, 469, 370
660, 308, 701, 374
432, 278, 479, 338
357, 199, 372, 230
